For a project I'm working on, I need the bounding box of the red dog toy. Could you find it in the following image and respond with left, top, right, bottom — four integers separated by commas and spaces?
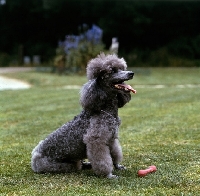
138, 165, 157, 177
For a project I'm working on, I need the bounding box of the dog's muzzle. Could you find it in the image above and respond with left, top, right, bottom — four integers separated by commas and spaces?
113, 71, 136, 94
127, 71, 134, 79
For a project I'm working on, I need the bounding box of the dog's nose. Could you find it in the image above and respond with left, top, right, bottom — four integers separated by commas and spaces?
128, 71, 134, 78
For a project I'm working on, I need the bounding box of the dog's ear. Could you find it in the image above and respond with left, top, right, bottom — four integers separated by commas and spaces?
80, 79, 107, 112
117, 92, 131, 108
96, 70, 108, 81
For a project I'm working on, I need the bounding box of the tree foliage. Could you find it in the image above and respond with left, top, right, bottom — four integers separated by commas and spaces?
0, 0, 200, 65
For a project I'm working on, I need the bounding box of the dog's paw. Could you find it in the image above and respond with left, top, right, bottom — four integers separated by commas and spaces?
107, 173, 119, 179
114, 164, 126, 170
81, 161, 92, 170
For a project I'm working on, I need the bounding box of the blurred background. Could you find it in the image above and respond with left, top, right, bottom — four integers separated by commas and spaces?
0, 0, 200, 70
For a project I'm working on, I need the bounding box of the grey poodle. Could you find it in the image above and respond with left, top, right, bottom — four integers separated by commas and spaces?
31, 53, 136, 178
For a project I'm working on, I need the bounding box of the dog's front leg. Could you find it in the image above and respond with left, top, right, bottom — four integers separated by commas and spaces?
85, 139, 117, 178
110, 138, 126, 170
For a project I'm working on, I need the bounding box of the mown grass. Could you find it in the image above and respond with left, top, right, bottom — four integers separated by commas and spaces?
0, 68, 200, 195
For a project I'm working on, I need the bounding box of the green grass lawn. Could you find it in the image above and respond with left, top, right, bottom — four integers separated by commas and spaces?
0, 68, 200, 195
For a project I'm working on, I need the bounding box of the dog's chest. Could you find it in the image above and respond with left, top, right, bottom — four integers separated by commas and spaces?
109, 118, 120, 139
100, 112, 121, 139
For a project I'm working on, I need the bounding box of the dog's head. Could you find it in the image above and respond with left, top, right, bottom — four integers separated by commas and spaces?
87, 53, 136, 94
80, 53, 136, 111
87, 53, 127, 80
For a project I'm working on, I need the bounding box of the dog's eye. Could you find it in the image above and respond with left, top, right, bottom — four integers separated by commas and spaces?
111, 68, 118, 73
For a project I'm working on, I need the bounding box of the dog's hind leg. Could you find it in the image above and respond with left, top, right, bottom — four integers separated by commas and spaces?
31, 143, 81, 173
31, 152, 81, 173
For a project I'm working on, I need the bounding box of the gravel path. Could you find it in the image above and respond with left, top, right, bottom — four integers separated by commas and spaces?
0, 76, 31, 90
0, 67, 33, 91
0, 67, 34, 74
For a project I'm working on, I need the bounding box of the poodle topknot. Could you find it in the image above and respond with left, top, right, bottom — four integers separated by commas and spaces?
86, 53, 127, 80
31, 53, 136, 178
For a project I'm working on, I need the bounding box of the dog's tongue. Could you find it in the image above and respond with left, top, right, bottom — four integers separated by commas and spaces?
117, 84, 137, 94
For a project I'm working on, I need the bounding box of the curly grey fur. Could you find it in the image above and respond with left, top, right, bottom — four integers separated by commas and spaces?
31, 53, 134, 178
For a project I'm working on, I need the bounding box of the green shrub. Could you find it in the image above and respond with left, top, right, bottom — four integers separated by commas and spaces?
124, 47, 200, 67
66, 41, 107, 74
0, 53, 11, 66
